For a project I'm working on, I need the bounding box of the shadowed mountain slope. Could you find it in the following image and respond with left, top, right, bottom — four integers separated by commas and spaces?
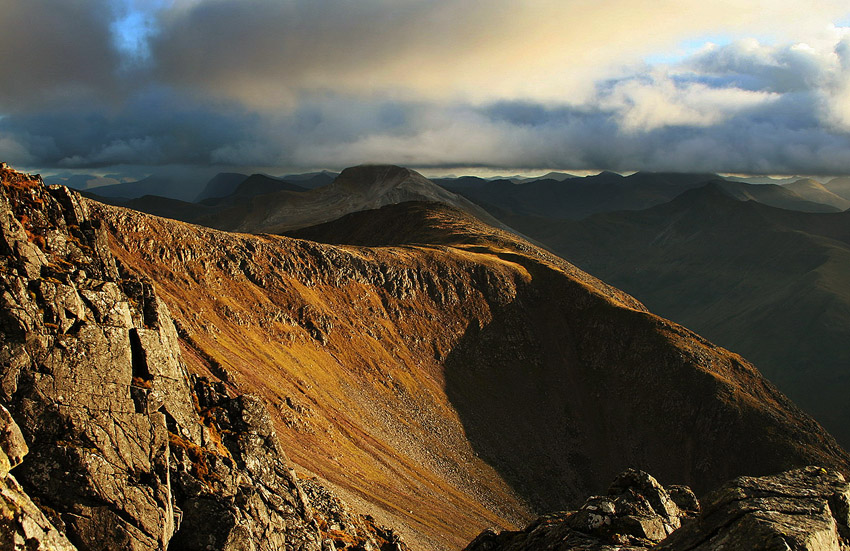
501, 182, 850, 447
225, 173, 308, 198
199, 174, 307, 207
93, 190, 850, 549
194, 172, 248, 201
281, 170, 338, 189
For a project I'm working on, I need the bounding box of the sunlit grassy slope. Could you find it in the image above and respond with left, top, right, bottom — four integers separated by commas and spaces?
94, 197, 849, 551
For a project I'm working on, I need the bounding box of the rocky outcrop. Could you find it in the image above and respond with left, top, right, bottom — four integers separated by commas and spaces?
0, 165, 407, 550
657, 466, 850, 551
465, 466, 850, 551
463, 469, 695, 551
1, 403, 78, 550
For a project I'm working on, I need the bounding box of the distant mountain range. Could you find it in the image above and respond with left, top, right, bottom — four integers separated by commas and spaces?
437, 172, 848, 219
57, 169, 339, 203
194, 170, 338, 202
64, 167, 850, 217
68, 174, 204, 202
781, 178, 850, 210
92, 165, 505, 234
435, 172, 720, 219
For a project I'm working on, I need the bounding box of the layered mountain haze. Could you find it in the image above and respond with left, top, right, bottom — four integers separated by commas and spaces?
825, 176, 850, 203
77, 175, 206, 202
438, 172, 849, 221
781, 178, 850, 211
712, 180, 842, 213
194, 172, 249, 202
436, 172, 722, 221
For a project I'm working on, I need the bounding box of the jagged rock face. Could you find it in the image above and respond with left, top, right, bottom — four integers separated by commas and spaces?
465, 467, 850, 551
0, 171, 178, 549
1, 402, 77, 550
657, 466, 850, 551
0, 404, 27, 477
463, 469, 694, 551
0, 167, 407, 551
93, 192, 850, 550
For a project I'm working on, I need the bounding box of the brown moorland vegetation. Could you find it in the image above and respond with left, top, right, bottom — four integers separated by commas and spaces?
91, 195, 850, 550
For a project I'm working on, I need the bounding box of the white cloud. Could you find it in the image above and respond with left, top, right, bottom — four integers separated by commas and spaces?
596, 73, 778, 132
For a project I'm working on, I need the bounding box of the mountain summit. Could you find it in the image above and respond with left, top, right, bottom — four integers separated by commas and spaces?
104, 164, 507, 235
332, 164, 425, 192
214, 164, 506, 233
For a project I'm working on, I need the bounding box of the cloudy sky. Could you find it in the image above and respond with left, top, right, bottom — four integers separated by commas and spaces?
2, 0, 850, 178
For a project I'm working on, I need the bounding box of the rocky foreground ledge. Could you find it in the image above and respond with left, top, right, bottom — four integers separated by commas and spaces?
0, 165, 409, 549
465, 466, 850, 551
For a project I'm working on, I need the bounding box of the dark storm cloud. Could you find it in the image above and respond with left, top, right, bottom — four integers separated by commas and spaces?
0, 0, 121, 110
4, 83, 850, 174
147, 0, 533, 106
2, 0, 850, 176
0, 87, 260, 167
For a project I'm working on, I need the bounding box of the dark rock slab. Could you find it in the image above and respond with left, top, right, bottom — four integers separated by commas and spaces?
465, 467, 850, 551
464, 469, 691, 551
657, 466, 850, 551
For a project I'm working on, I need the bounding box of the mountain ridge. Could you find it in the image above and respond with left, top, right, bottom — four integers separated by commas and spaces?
97, 191, 850, 546
3, 163, 850, 550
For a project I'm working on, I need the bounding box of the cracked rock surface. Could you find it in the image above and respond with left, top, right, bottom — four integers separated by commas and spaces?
657, 466, 850, 551
1, 401, 77, 550
465, 467, 850, 551
463, 469, 695, 551
0, 165, 408, 550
